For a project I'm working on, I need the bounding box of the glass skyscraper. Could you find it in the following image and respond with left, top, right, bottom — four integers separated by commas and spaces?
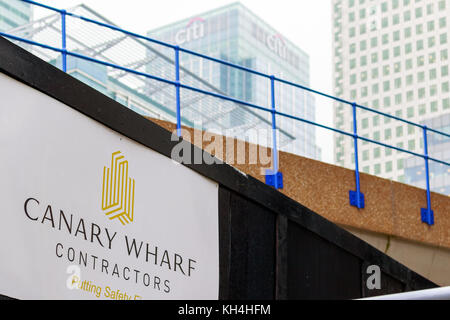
332, 0, 450, 193
148, 2, 321, 159
0, 0, 32, 32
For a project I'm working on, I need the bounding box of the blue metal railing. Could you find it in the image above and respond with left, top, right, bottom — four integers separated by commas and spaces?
1, 0, 449, 225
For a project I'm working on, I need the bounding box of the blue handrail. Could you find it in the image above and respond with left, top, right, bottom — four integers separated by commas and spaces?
1, 0, 448, 226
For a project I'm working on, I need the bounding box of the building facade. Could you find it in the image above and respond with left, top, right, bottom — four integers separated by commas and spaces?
148, 2, 321, 159
0, 0, 32, 32
332, 0, 450, 190
404, 114, 450, 195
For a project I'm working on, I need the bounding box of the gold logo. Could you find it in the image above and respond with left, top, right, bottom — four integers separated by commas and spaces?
101, 151, 135, 225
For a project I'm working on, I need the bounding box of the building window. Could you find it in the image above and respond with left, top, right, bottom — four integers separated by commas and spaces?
443, 98, 450, 110
386, 161, 393, 173
372, 68, 379, 78
373, 115, 380, 126
405, 59, 412, 70
429, 52, 436, 63
369, 38, 378, 49
416, 40, 424, 51
404, 11, 411, 22
429, 69, 437, 80
372, 83, 379, 94
360, 56, 367, 66
349, 27, 356, 37
406, 74, 413, 85
374, 147, 381, 159
393, 14, 400, 25
363, 150, 369, 161
430, 85, 437, 96
374, 131, 380, 141
360, 23, 367, 35
440, 33, 447, 45
417, 55, 425, 66
418, 103, 426, 115
404, 27, 411, 38
371, 52, 378, 63
362, 118, 369, 129
349, 12, 355, 22
415, 7, 422, 18
360, 40, 367, 51
407, 107, 414, 118
408, 140, 415, 151
431, 101, 438, 112
418, 87, 426, 99
407, 90, 414, 101
417, 71, 425, 82
405, 43, 412, 54
360, 8, 366, 19
374, 164, 381, 175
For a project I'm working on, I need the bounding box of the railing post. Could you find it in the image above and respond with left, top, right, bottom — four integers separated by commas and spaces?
174, 46, 181, 137
421, 126, 434, 225
349, 102, 365, 209
61, 10, 67, 72
265, 75, 283, 189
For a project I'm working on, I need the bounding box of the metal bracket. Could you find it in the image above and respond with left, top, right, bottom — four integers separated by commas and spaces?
421, 208, 434, 226
349, 190, 365, 209
265, 170, 283, 189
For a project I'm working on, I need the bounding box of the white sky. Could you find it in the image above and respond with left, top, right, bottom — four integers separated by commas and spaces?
34, 0, 334, 162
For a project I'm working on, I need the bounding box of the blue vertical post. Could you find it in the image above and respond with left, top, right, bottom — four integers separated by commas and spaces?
349, 102, 364, 208
61, 10, 67, 72
421, 126, 434, 225
174, 46, 181, 137
265, 76, 283, 189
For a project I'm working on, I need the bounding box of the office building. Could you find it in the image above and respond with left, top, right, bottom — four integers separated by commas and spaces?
332, 0, 450, 189
149, 2, 321, 159
0, 0, 32, 32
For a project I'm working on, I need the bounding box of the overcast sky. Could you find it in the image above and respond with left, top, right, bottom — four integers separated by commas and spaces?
34, 0, 333, 162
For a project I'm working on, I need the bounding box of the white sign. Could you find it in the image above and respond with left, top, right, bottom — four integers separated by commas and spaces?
0, 73, 219, 300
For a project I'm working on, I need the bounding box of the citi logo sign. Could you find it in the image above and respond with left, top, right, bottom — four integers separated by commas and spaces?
175, 17, 205, 45
101, 151, 135, 226
266, 34, 287, 60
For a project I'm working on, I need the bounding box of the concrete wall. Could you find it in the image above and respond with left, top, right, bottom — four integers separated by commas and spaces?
148, 118, 450, 285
